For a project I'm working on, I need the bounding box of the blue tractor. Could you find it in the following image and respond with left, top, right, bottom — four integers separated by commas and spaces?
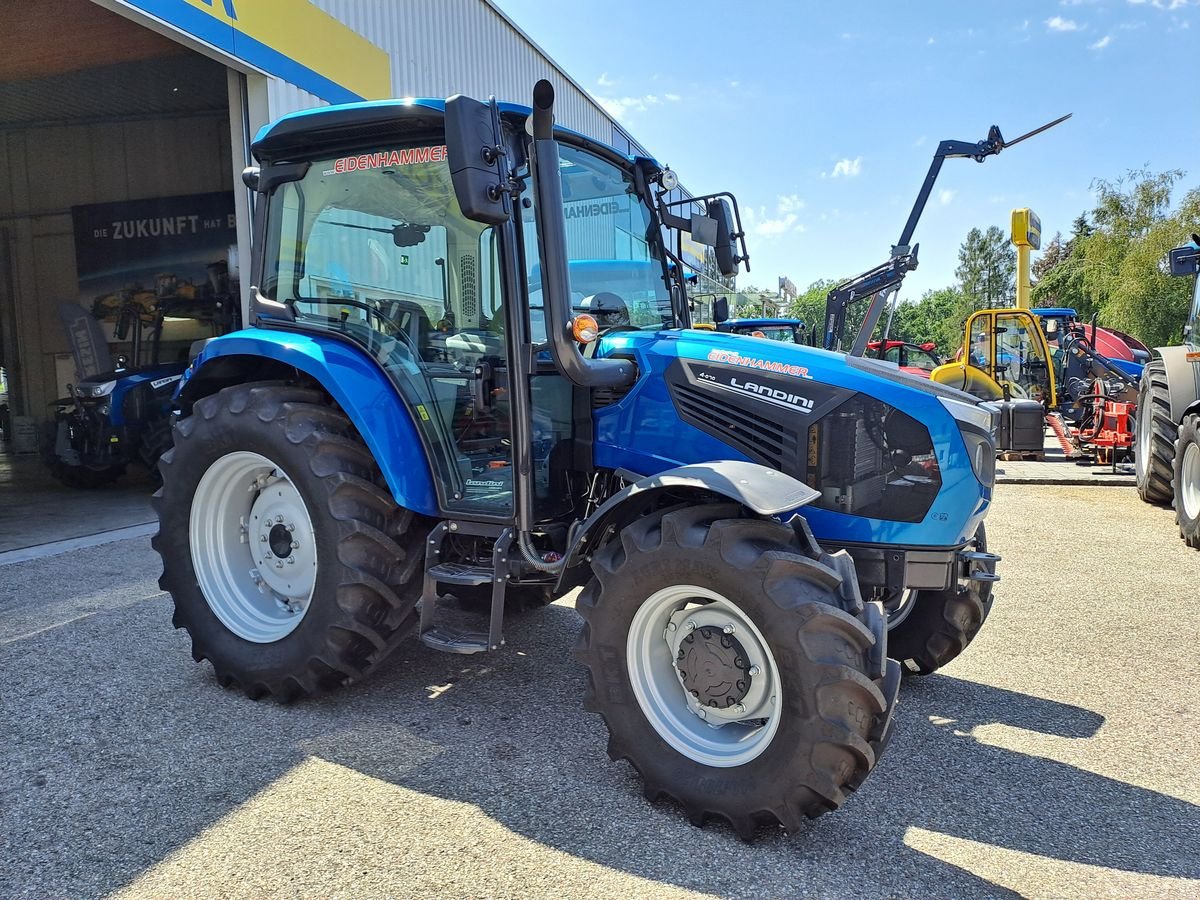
154, 82, 1001, 836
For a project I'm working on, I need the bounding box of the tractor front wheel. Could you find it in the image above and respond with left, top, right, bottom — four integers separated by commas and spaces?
153, 382, 424, 700
1173, 414, 1200, 549
575, 504, 898, 838
886, 524, 994, 675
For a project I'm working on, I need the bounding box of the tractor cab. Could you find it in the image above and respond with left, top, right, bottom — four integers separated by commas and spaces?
714, 316, 805, 343
931, 308, 1057, 407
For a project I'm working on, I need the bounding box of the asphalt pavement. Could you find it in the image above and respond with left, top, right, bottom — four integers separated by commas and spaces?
1, 484, 1197, 898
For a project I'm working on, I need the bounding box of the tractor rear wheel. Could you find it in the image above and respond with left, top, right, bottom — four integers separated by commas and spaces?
575, 504, 899, 838
153, 382, 424, 700
1136, 360, 1177, 505
1173, 414, 1200, 549
886, 524, 994, 676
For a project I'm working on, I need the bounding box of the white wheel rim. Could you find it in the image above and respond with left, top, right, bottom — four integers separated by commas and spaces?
886, 589, 917, 630
626, 585, 781, 768
189, 451, 318, 643
1181, 441, 1200, 520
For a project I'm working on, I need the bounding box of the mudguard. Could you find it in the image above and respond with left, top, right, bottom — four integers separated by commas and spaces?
557, 460, 819, 588
178, 329, 439, 515
1154, 344, 1200, 423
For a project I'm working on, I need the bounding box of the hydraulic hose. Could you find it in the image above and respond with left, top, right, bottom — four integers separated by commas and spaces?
517, 529, 565, 574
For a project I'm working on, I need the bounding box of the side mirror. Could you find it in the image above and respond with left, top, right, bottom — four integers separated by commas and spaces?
713, 296, 730, 323
707, 199, 740, 277
445, 93, 508, 225
241, 166, 260, 191
1167, 240, 1200, 277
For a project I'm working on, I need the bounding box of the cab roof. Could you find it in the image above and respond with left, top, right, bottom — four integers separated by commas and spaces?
252, 97, 659, 170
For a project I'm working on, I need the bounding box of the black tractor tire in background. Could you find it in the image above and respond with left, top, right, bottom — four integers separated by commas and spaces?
887, 524, 995, 676
575, 504, 899, 839
1173, 414, 1200, 549
40, 421, 124, 488
153, 382, 425, 701
1136, 360, 1177, 505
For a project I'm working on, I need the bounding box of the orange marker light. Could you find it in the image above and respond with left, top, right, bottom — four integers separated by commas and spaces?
571, 314, 600, 344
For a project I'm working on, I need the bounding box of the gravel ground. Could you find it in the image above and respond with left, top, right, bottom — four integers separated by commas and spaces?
1, 484, 1197, 899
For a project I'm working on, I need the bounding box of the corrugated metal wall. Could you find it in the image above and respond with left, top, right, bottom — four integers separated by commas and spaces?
266, 79, 327, 121
296, 0, 616, 145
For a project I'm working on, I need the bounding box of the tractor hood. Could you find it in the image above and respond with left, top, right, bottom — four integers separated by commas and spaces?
590, 328, 995, 548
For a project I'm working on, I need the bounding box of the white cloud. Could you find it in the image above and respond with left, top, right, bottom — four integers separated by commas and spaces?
777, 194, 806, 213
830, 156, 862, 178
664, 93, 681, 102
745, 196, 807, 238
597, 72, 615, 88
595, 94, 662, 120
1090, 34, 1113, 48
729, 80, 740, 88
1045, 15, 1081, 30
938, 189, 957, 206
913, 135, 927, 147
1129, 0, 1188, 7
927, 36, 936, 44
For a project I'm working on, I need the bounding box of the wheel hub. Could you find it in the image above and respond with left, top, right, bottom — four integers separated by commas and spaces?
249, 477, 317, 602
676, 626, 752, 709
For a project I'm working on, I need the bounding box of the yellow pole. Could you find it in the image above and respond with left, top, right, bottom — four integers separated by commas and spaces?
1016, 244, 1031, 309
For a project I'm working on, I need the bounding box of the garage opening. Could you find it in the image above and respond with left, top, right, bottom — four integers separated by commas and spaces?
0, 0, 238, 553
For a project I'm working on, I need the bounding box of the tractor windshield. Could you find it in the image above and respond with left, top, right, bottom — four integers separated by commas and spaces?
525, 143, 672, 340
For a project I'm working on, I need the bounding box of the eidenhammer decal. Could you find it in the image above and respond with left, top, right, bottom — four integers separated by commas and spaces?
705, 348, 814, 379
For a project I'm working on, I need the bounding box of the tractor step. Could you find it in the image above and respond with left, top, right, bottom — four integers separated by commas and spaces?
427, 562, 494, 586
419, 626, 494, 654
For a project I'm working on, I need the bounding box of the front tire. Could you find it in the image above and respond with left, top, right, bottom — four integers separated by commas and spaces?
153, 383, 424, 700
575, 504, 899, 838
887, 524, 994, 676
1136, 360, 1177, 505
1173, 414, 1200, 549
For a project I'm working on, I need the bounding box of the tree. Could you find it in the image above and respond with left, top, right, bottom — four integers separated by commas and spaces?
786, 278, 842, 340
1031, 169, 1198, 345
888, 286, 972, 355
955, 225, 1016, 309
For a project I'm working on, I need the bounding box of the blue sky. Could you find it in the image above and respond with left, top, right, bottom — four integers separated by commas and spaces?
494, 0, 1197, 300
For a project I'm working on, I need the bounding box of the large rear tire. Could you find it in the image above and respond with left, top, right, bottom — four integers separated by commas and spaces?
886, 524, 994, 676
153, 383, 424, 700
1173, 414, 1200, 549
1136, 360, 1177, 505
575, 504, 899, 839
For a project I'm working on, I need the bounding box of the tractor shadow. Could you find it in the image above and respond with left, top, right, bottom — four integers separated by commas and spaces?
310, 603, 1200, 895
6, 588, 1197, 898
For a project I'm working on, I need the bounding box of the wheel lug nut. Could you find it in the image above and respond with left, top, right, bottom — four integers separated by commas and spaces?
696, 709, 706, 720
291, 540, 300, 549
733, 703, 746, 714
259, 535, 267, 543
684, 620, 697, 632
749, 665, 761, 677
723, 623, 735, 635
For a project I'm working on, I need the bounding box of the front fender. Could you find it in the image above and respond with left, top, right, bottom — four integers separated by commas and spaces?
181, 329, 438, 516
557, 460, 819, 589
1154, 345, 1200, 423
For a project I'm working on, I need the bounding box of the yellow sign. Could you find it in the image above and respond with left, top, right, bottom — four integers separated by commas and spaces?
128, 1, 391, 102
1011, 208, 1041, 250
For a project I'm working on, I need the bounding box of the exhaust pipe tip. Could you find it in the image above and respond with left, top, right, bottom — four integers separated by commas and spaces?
532, 79, 554, 140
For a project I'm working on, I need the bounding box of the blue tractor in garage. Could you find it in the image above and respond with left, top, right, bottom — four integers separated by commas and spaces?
154, 82, 1002, 836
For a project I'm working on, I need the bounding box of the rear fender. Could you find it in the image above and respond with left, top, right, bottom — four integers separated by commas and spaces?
178, 329, 438, 515
557, 460, 819, 591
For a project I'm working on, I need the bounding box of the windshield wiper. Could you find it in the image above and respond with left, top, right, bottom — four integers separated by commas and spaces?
328, 220, 432, 248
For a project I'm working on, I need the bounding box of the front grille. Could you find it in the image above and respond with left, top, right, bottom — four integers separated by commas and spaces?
592, 383, 633, 409
673, 383, 789, 469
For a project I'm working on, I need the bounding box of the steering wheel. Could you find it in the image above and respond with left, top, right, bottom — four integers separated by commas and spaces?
1000, 379, 1029, 400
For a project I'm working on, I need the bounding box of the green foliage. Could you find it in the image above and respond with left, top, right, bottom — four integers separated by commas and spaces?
887, 286, 973, 354
955, 225, 1016, 309
786, 278, 842, 336
1032, 169, 1199, 346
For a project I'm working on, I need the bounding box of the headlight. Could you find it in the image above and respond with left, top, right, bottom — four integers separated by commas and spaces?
938, 396, 998, 486
75, 380, 117, 399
